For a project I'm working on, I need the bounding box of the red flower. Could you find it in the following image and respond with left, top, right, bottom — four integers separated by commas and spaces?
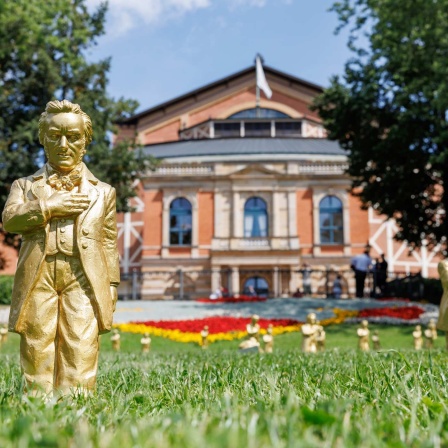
132, 316, 301, 334
358, 306, 424, 320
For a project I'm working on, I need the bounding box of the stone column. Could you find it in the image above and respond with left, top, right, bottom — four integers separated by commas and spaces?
273, 267, 279, 297
232, 191, 241, 238
161, 193, 170, 258
287, 190, 297, 238
289, 267, 298, 295
231, 267, 240, 296
272, 189, 279, 237
211, 266, 221, 292
191, 194, 199, 258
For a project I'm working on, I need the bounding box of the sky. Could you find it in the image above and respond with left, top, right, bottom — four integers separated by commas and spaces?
86, 0, 354, 113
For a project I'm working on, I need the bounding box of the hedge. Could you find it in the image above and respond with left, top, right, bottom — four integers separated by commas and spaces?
0, 275, 13, 305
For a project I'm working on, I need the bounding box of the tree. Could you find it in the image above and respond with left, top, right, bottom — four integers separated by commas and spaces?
313, 0, 448, 253
0, 0, 157, 266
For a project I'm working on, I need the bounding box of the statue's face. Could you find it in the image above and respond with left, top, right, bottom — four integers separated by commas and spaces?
44, 113, 86, 172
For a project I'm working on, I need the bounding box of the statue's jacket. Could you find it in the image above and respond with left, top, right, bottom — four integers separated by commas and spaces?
438, 260, 448, 331
2, 164, 120, 334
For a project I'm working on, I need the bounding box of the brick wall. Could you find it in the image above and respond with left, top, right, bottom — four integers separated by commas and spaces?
198, 191, 214, 256
296, 188, 313, 254
142, 190, 163, 256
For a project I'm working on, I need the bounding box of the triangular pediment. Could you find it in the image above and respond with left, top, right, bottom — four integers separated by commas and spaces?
229, 164, 280, 178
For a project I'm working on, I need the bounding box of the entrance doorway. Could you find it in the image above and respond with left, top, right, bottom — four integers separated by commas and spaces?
243, 276, 269, 297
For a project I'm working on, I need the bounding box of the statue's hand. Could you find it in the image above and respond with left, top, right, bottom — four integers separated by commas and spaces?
110, 285, 118, 312
45, 192, 90, 218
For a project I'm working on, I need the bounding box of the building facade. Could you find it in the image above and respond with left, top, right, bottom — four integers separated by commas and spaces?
114, 64, 441, 299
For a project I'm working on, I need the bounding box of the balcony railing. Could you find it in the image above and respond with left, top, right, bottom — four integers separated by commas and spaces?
211, 237, 300, 251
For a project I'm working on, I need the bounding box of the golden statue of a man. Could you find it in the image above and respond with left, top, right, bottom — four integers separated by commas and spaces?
357, 320, 370, 351
262, 324, 274, 353
301, 313, 321, 353
413, 325, 423, 350
200, 325, 209, 349
141, 332, 151, 353
2, 100, 120, 395
437, 260, 448, 349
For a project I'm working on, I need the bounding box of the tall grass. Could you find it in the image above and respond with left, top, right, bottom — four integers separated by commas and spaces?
0, 328, 447, 447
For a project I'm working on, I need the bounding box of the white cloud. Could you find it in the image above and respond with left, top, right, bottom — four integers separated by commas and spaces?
87, 0, 210, 35
86, 0, 269, 36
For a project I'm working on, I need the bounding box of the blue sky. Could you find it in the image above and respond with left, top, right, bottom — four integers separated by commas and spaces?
87, 0, 354, 113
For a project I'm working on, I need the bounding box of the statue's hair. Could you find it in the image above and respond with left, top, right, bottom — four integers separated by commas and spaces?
38, 99, 93, 146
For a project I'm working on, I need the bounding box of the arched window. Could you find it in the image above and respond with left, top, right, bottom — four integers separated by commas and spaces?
244, 197, 268, 237
228, 108, 290, 119
243, 276, 269, 297
319, 196, 343, 244
169, 198, 192, 246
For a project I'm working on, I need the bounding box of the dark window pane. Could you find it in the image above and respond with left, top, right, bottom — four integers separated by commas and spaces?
333, 213, 343, 227
170, 232, 179, 245
229, 108, 290, 119
182, 231, 192, 245
333, 229, 344, 244
320, 230, 331, 243
275, 121, 301, 136
245, 122, 271, 137
214, 122, 240, 138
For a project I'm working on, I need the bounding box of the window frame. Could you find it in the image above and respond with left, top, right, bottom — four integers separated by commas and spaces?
244, 197, 269, 238
319, 195, 344, 245
169, 197, 193, 246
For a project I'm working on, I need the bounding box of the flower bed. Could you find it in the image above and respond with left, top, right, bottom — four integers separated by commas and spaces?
358, 306, 424, 320
115, 309, 358, 344
195, 295, 266, 303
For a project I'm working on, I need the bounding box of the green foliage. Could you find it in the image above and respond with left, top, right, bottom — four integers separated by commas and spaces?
0, 327, 447, 446
0, 275, 13, 304
313, 0, 448, 252
0, 0, 157, 213
422, 277, 443, 305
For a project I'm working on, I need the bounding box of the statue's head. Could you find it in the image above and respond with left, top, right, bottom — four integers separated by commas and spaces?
307, 313, 317, 324
416, 325, 421, 330
204, 326, 209, 331
361, 319, 368, 328
267, 324, 273, 334
252, 314, 259, 324
38, 100, 93, 173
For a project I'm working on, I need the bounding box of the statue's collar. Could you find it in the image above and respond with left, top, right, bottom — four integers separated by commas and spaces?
32, 163, 98, 185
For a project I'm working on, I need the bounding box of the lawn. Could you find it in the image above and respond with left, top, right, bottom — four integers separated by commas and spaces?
0, 325, 447, 447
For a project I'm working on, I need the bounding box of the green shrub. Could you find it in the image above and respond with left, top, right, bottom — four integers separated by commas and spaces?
0, 276, 13, 305
422, 277, 443, 304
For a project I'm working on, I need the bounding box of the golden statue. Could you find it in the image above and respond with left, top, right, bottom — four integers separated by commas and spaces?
200, 326, 209, 349
2, 100, 120, 395
437, 259, 448, 348
262, 324, 274, 353
316, 325, 326, 352
301, 313, 321, 353
413, 325, 423, 350
428, 318, 438, 340
424, 322, 437, 349
357, 320, 370, 351
0, 325, 8, 345
372, 330, 381, 350
140, 333, 151, 353
246, 315, 260, 341
239, 315, 261, 352
111, 329, 121, 352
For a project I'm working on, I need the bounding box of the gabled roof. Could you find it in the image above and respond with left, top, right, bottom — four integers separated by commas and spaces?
119, 66, 324, 126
